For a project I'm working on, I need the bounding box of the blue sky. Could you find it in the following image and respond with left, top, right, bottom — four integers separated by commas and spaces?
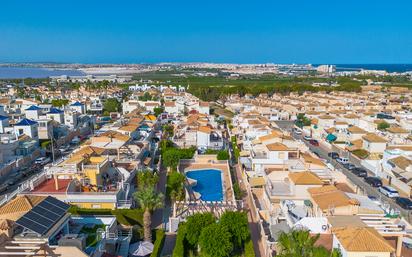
1, 0, 411, 64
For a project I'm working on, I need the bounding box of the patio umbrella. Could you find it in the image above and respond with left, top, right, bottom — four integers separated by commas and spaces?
129, 241, 154, 256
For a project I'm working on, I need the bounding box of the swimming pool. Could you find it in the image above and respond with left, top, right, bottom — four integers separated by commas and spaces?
186, 169, 223, 201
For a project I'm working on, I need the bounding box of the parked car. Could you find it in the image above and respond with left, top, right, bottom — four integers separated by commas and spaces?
364, 177, 382, 187
59, 145, 70, 154
328, 152, 339, 159
309, 139, 319, 146
379, 186, 400, 198
5, 178, 17, 186
342, 163, 356, 170
396, 197, 412, 210
303, 135, 312, 141
293, 128, 302, 135
336, 157, 349, 164
34, 157, 51, 165
0, 184, 8, 193
367, 195, 381, 206
351, 167, 368, 177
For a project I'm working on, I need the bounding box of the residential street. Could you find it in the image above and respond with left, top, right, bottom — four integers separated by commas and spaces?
274, 120, 412, 223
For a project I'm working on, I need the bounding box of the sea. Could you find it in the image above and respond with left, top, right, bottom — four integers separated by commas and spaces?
332, 64, 412, 73
0, 64, 412, 79
0, 67, 84, 79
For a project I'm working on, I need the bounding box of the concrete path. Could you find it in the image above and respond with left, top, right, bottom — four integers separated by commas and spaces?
234, 164, 265, 257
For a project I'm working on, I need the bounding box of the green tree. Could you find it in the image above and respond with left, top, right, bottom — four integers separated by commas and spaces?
133, 187, 164, 242
103, 98, 120, 113
162, 147, 196, 170
198, 223, 233, 257
154, 106, 164, 117
139, 92, 152, 101
220, 211, 249, 249
51, 99, 69, 107
277, 229, 341, 257
217, 150, 230, 160
166, 171, 185, 203
377, 121, 390, 131
162, 124, 174, 138
137, 170, 159, 189
185, 213, 216, 247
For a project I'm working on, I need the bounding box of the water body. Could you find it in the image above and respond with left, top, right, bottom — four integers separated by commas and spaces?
0, 67, 84, 79
332, 64, 412, 73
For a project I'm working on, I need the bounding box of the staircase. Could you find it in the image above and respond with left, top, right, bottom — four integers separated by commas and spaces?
116, 229, 133, 257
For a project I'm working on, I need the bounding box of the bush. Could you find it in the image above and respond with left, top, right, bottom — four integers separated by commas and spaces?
185, 213, 216, 247
162, 147, 196, 169
166, 171, 185, 202
68, 206, 143, 226
198, 223, 233, 257
351, 149, 369, 159
244, 238, 255, 257
172, 223, 187, 257
378, 121, 390, 131
233, 183, 245, 200
217, 150, 230, 160
150, 229, 166, 257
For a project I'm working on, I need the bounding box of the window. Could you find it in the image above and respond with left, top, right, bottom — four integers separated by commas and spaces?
18, 129, 23, 135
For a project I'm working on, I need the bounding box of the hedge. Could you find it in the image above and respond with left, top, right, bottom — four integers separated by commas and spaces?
244, 238, 255, 257
172, 223, 187, 257
68, 206, 144, 226
150, 229, 166, 257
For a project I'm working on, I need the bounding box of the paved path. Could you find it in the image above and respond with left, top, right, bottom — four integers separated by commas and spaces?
161, 233, 176, 257
234, 164, 265, 257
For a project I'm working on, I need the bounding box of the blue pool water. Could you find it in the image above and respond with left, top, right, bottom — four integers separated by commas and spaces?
186, 169, 223, 201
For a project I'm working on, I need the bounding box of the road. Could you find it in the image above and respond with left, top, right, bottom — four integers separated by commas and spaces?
274, 121, 412, 222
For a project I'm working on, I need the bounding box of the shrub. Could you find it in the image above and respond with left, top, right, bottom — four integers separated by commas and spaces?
378, 121, 390, 131
244, 238, 255, 257
351, 149, 369, 159
172, 223, 187, 257
198, 223, 233, 257
233, 183, 245, 200
68, 206, 143, 226
185, 213, 216, 247
150, 229, 166, 257
217, 150, 230, 160
166, 171, 185, 202
220, 211, 249, 248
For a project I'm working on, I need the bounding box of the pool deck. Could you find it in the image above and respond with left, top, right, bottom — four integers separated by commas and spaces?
179, 155, 234, 202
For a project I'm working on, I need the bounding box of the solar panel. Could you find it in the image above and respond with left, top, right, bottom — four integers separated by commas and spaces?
45, 196, 70, 211
15, 196, 69, 236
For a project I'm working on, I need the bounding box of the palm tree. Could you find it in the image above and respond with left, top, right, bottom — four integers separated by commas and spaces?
133, 187, 164, 242
277, 229, 341, 257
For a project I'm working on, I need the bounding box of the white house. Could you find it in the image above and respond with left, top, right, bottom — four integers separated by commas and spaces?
196, 126, 211, 149
24, 105, 43, 120
0, 115, 9, 133
14, 118, 39, 139
362, 133, 387, 153
164, 101, 179, 115
46, 107, 65, 124
70, 101, 85, 114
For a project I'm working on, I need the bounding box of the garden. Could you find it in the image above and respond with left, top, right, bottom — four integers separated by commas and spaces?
172, 211, 255, 257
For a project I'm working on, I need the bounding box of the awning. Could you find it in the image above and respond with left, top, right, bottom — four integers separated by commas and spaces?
249, 177, 266, 187
129, 241, 154, 256
326, 133, 337, 142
